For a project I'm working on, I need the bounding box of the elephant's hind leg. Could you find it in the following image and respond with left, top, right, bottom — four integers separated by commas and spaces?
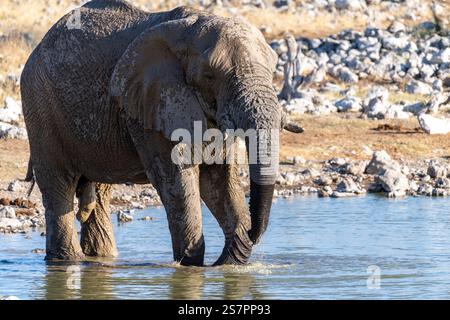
35, 167, 84, 261
80, 183, 118, 258
200, 164, 253, 265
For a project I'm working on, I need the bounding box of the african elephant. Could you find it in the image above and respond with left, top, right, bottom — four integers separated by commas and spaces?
21, 0, 281, 266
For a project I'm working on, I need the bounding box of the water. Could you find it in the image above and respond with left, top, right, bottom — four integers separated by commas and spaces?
1, 194, 450, 299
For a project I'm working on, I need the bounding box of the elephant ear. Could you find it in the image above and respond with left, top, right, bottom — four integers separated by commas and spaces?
110, 16, 206, 140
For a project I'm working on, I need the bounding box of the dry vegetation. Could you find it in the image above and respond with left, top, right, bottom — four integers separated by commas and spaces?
281, 113, 450, 162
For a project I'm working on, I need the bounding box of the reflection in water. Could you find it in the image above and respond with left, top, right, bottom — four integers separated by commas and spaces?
42, 263, 265, 300
43, 262, 114, 300
3, 195, 450, 299
169, 267, 205, 299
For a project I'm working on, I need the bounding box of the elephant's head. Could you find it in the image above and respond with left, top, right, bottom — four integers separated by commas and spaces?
110, 7, 280, 246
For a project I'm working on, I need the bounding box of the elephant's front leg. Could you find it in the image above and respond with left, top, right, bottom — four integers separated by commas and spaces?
200, 164, 253, 265
80, 183, 118, 258
151, 159, 205, 266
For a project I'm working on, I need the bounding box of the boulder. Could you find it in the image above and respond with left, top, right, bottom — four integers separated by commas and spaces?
0, 122, 28, 140
418, 114, 450, 134
427, 160, 448, 179
0, 217, 22, 230
406, 80, 433, 95
365, 150, 400, 175
117, 211, 133, 223
335, 96, 362, 112
0, 206, 16, 219
375, 168, 409, 197
336, 177, 364, 194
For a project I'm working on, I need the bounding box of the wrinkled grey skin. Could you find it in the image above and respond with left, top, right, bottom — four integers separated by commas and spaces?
21, 0, 280, 266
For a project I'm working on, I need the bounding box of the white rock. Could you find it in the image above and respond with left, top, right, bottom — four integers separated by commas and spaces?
365, 150, 400, 175
0, 206, 16, 219
335, 96, 362, 112
0, 217, 22, 229
0, 122, 27, 140
376, 168, 409, 197
430, 48, 450, 64
418, 114, 450, 134
7, 180, 22, 191
384, 104, 410, 119
335, 0, 366, 10
117, 211, 133, 222
427, 160, 448, 179
406, 80, 433, 95
0, 97, 22, 124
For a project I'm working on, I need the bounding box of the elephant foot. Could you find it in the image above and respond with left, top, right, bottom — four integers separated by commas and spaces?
177, 237, 205, 267
179, 255, 204, 267
45, 249, 85, 261
213, 230, 253, 266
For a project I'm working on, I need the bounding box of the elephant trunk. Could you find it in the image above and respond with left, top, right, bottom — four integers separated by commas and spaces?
225, 69, 280, 245
247, 129, 279, 244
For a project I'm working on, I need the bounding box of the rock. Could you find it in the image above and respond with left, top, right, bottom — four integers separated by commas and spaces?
315, 175, 333, 186
387, 21, 406, 34
293, 156, 306, 165
435, 177, 450, 189
0, 122, 28, 140
31, 248, 45, 254
403, 102, 427, 115
432, 188, 448, 197
365, 150, 400, 175
430, 48, 450, 64
273, 0, 291, 8
384, 104, 410, 120
330, 191, 359, 198
427, 160, 448, 179
0, 206, 16, 219
329, 65, 359, 83
336, 177, 364, 194
0, 97, 22, 124
7, 180, 22, 192
335, 96, 362, 112
406, 80, 433, 95
417, 183, 434, 196
318, 186, 333, 197
341, 161, 367, 176
327, 157, 347, 166
139, 216, 153, 221
375, 168, 409, 197
117, 211, 133, 223
425, 93, 449, 114
0, 217, 22, 230
418, 114, 450, 134
335, 0, 366, 10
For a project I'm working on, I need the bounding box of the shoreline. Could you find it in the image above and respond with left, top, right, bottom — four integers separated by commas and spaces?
2, 149, 450, 234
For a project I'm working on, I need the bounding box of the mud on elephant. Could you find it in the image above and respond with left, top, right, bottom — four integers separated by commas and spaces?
21, 0, 281, 266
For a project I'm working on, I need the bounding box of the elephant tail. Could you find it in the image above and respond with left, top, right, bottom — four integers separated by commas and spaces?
25, 159, 35, 198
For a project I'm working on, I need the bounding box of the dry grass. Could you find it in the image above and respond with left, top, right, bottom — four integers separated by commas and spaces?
282, 113, 450, 162
0, 139, 29, 183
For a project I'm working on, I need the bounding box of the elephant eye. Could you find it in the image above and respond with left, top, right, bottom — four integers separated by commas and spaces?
203, 71, 214, 81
